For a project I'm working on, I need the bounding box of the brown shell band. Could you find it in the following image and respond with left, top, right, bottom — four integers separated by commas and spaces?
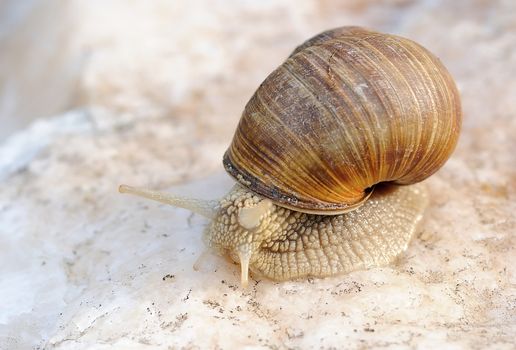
223, 150, 372, 214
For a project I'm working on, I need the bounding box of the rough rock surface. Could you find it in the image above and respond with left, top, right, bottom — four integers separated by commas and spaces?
0, 1, 515, 349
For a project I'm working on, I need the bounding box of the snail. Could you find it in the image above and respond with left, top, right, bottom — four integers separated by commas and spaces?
119, 26, 462, 287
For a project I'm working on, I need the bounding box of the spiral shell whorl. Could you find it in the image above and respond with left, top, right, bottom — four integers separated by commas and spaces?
224, 27, 461, 213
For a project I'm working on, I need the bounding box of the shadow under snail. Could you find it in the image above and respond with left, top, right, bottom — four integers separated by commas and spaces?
119, 26, 462, 287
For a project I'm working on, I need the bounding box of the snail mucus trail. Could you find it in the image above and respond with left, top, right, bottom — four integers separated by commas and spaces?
119, 26, 462, 287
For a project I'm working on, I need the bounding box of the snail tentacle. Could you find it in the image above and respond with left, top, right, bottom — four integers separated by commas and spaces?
237, 244, 253, 288
119, 185, 219, 219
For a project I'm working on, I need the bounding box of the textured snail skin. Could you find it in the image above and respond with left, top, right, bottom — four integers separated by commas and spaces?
207, 182, 427, 282
224, 26, 461, 213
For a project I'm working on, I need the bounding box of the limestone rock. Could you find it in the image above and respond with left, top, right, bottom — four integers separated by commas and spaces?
0, 1, 515, 349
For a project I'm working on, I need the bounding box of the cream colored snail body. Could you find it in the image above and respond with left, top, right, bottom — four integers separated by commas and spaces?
119, 27, 462, 287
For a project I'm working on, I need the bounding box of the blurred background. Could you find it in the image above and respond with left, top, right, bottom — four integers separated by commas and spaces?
1, 0, 514, 142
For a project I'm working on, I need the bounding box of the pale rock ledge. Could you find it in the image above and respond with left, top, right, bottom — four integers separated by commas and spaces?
0, 105, 514, 349
0, 0, 515, 349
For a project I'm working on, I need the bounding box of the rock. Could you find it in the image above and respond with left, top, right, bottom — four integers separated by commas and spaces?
0, 1, 515, 349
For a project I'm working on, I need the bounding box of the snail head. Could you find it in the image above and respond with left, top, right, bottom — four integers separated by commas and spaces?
118, 184, 277, 287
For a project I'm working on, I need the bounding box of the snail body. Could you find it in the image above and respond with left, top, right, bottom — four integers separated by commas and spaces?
119, 27, 461, 286
206, 183, 427, 282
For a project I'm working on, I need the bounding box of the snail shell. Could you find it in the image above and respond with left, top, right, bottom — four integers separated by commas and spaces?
223, 26, 461, 214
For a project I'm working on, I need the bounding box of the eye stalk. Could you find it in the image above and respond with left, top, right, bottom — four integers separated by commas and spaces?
118, 184, 219, 219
